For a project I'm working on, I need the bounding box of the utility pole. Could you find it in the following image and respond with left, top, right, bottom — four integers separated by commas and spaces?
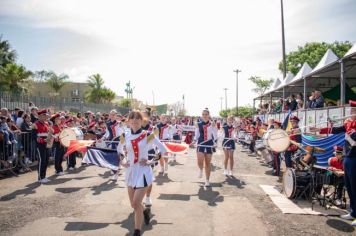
223, 88, 228, 110
233, 69, 241, 114
281, 0, 287, 78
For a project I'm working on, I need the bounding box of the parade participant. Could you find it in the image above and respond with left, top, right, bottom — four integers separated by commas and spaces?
171, 117, 181, 162
33, 109, 50, 183
65, 118, 77, 170
328, 146, 345, 206
51, 114, 65, 175
324, 101, 356, 226
156, 114, 172, 173
249, 125, 257, 154
104, 109, 125, 181
192, 108, 218, 187
284, 116, 301, 168
222, 116, 236, 176
272, 120, 281, 176
142, 112, 155, 207
117, 111, 167, 236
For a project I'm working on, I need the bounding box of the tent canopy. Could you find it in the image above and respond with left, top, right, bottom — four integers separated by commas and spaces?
322, 83, 356, 104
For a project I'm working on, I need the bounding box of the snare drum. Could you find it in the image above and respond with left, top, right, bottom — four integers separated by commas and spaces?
59, 127, 84, 147
255, 140, 265, 150
244, 133, 253, 144
238, 131, 246, 141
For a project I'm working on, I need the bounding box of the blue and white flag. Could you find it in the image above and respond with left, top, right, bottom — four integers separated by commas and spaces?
82, 147, 120, 171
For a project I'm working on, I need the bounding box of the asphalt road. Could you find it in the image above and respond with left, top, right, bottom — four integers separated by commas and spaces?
0, 145, 355, 236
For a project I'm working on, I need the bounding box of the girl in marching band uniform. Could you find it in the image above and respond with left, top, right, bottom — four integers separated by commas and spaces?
192, 108, 218, 187
171, 117, 182, 162
156, 114, 172, 173
222, 116, 236, 176
117, 111, 167, 236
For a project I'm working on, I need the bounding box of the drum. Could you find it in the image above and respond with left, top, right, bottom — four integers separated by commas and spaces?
283, 168, 312, 199
238, 131, 246, 140
83, 132, 97, 140
244, 133, 253, 144
59, 127, 84, 147
264, 129, 290, 153
255, 140, 265, 151
261, 149, 272, 163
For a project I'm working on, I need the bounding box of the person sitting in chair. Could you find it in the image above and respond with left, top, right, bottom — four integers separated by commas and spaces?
328, 146, 345, 206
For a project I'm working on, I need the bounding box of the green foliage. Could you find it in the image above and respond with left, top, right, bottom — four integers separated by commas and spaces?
46, 72, 69, 94
34, 70, 53, 82
0, 63, 33, 94
86, 74, 117, 103
279, 41, 352, 75
119, 98, 132, 108
0, 35, 17, 68
219, 106, 254, 118
248, 76, 274, 97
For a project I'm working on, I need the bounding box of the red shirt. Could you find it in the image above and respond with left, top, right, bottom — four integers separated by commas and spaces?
329, 157, 344, 170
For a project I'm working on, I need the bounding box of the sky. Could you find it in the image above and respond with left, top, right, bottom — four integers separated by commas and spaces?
0, 0, 355, 116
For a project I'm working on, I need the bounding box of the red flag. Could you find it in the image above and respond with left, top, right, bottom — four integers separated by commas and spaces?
164, 142, 189, 154
64, 140, 95, 157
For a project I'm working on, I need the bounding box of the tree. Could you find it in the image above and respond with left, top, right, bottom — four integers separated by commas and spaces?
219, 109, 231, 118
46, 72, 69, 96
0, 35, 17, 68
248, 76, 274, 104
219, 106, 254, 118
119, 98, 132, 108
86, 73, 116, 103
0, 63, 33, 94
279, 41, 352, 75
34, 70, 53, 82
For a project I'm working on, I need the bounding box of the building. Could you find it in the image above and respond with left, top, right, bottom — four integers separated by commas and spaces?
30, 82, 91, 102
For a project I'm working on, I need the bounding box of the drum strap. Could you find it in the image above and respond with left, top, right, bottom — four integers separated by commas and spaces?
345, 133, 356, 147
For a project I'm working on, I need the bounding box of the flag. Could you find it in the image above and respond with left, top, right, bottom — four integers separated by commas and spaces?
164, 142, 189, 154
82, 147, 120, 171
64, 140, 95, 157
282, 110, 292, 132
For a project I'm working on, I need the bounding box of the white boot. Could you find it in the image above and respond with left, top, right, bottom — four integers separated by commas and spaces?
144, 196, 152, 206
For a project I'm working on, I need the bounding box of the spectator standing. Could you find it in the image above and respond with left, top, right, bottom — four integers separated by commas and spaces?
311, 90, 325, 108
289, 95, 298, 111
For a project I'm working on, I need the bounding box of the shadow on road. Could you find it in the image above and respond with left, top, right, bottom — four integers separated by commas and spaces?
158, 193, 192, 201
64, 212, 173, 235
0, 182, 41, 201
155, 174, 174, 186
54, 180, 124, 195
198, 186, 224, 206
326, 219, 355, 233
222, 176, 246, 189
169, 161, 184, 167
98, 170, 113, 179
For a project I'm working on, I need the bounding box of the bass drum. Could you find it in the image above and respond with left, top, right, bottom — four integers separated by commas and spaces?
238, 131, 246, 141
265, 129, 290, 153
282, 168, 311, 199
255, 140, 265, 151
59, 127, 84, 147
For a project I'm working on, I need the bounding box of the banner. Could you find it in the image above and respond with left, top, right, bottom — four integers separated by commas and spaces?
302, 133, 345, 166
177, 125, 195, 132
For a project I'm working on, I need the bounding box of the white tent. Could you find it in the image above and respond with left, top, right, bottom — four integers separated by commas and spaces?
289, 62, 312, 84
310, 49, 339, 73
344, 42, 356, 58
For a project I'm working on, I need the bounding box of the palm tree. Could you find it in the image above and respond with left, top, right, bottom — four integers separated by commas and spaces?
86, 74, 117, 103
46, 72, 69, 96
0, 63, 33, 94
0, 35, 17, 68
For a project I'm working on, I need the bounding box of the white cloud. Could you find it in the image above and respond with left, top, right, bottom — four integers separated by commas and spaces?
1, 0, 355, 115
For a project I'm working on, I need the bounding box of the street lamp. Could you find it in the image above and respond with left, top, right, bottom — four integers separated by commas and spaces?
281, 0, 287, 78
223, 88, 228, 110
233, 69, 241, 114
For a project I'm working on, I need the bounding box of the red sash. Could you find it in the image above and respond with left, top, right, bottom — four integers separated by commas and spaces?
131, 131, 147, 164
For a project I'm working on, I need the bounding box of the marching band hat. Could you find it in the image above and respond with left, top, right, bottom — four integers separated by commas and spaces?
349, 100, 356, 107
50, 113, 60, 121
109, 109, 118, 114
273, 120, 282, 126
38, 109, 49, 116
334, 146, 343, 153
65, 118, 74, 124
290, 116, 300, 122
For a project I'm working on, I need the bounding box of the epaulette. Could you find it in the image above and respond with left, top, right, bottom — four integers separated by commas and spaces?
147, 130, 156, 143
119, 133, 125, 144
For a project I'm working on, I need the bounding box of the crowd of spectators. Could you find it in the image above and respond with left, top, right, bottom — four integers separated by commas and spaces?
256, 89, 336, 115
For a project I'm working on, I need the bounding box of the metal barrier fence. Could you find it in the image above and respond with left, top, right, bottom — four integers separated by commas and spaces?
256, 106, 351, 132
0, 131, 39, 173
0, 92, 130, 115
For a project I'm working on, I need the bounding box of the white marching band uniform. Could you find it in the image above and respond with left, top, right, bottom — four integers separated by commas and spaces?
117, 129, 167, 188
